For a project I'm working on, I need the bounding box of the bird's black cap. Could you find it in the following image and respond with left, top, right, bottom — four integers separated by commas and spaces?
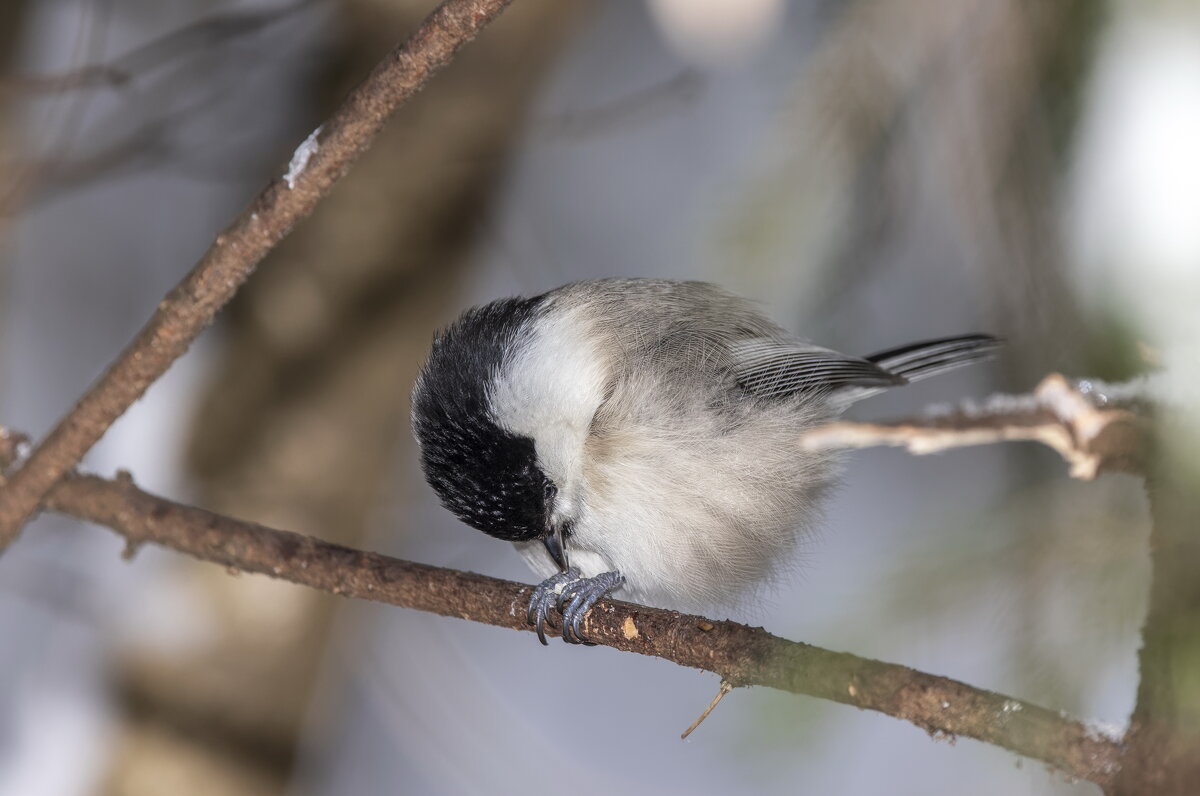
412, 295, 552, 542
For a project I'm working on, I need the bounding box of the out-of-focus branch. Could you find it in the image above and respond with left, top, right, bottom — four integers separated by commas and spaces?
0, 0, 516, 550
802, 374, 1146, 479
1111, 417, 1200, 796
0, 1, 315, 96
0, 2, 323, 216
30, 465, 1121, 789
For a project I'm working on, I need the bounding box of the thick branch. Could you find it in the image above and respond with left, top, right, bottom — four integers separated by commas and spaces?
0, 0, 515, 549
42, 469, 1121, 788
802, 374, 1146, 479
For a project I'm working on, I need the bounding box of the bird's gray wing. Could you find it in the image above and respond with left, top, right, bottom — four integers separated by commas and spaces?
729, 338, 903, 398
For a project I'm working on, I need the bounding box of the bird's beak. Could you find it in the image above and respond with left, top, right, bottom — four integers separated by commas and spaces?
542, 520, 569, 572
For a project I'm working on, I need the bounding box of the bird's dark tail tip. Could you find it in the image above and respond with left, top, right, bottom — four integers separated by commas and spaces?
865, 334, 1001, 383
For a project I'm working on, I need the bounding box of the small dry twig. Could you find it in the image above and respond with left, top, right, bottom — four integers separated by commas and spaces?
681, 679, 733, 740
801, 374, 1145, 478
0, 2, 318, 97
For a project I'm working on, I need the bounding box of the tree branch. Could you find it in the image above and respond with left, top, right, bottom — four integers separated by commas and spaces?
1111, 416, 1200, 795
0, 0, 516, 549
0, 1, 315, 97
36, 467, 1121, 789
801, 374, 1146, 479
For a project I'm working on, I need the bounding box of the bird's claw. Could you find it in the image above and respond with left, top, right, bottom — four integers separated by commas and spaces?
527, 569, 624, 645
558, 570, 625, 644
528, 568, 578, 645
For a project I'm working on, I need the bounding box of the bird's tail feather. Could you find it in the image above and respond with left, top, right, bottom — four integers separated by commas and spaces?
865, 334, 1001, 383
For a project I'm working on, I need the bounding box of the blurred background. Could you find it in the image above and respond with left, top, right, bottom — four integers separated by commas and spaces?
0, 0, 1194, 793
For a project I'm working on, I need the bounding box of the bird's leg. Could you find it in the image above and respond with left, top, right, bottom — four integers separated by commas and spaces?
526, 569, 625, 645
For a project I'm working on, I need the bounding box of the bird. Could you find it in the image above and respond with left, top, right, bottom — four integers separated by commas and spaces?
411, 279, 997, 644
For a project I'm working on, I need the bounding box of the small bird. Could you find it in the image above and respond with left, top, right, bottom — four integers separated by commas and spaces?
411, 279, 996, 644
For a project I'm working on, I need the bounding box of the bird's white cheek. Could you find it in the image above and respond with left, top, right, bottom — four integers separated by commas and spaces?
488, 306, 611, 446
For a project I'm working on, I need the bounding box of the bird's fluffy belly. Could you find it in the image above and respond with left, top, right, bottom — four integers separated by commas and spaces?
510, 350, 838, 611
514, 427, 834, 611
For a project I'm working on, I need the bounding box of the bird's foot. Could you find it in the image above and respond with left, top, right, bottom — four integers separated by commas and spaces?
558, 570, 624, 644
527, 568, 579, 645
527, 569, 625, 645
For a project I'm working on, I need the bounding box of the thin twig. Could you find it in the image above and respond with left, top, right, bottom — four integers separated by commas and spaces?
41, 469, 1122, 788
681, 679, 732, 740
0, 1, 316, 96
0, 0, 516, 549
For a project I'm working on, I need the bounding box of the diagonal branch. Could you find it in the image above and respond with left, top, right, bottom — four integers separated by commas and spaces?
38, 467, 1122, 789
0, 0, 516, 550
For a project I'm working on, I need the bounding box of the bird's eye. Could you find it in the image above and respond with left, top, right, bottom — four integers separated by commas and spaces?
543, 481, 557, 503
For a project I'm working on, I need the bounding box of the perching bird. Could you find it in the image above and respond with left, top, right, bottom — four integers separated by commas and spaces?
411, 279, 996, 644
